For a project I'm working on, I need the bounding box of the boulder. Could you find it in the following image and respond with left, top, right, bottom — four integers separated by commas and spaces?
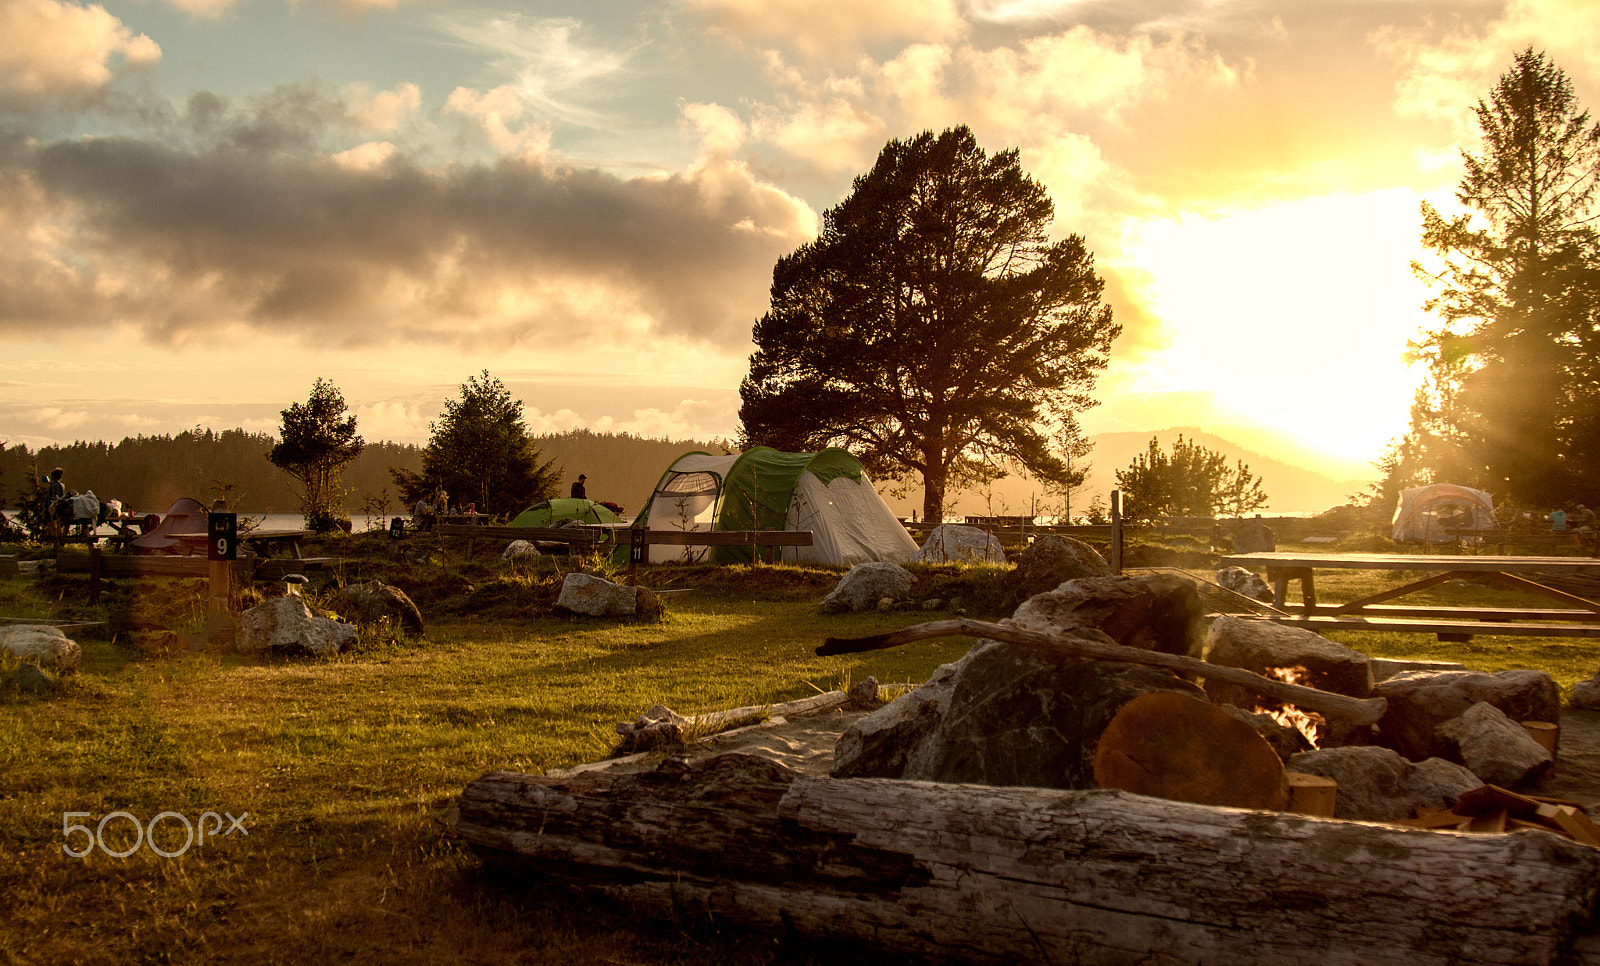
1436, 701, 1553, 789
10, 662, 55, 694
0, 624, 82, 672
613, 704, 691, 753
330, 581, 424, 635
1214, 566, 1272, 602
501, 540, 540, 561
1011, 573, 1205, 660
1572, 675, 1600, 711
833, 645, 981, 779
913, 524, 1005, 564
820, 562, 913, 614
1286, 745, 1482, 822
236, 596, 358, 657
1001, 535, 1112, 607
1370, 657, 1468, 683
1233, 519, 1276, 553
1203, 615, 1373, 705
556, 573, 638, 617
833, 635, 1206, 790
1373, 669, 1562, 761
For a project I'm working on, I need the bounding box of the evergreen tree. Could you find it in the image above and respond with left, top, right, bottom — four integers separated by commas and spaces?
1115, 435, 1267, 519
392, 371, 559, 517
1404, 48, 1600, 505
267, 378, 364, 532
738, 125, 1120, 522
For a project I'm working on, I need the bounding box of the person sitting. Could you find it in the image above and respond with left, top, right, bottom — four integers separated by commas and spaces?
571, 474, 587, 500
413, 496, 437, 532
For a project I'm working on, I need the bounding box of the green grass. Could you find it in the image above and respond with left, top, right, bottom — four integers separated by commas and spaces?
3, 530, 1597, 964
0, 538, 977, 965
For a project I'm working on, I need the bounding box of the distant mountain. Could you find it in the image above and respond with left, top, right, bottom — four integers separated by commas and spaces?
884, 426, 1378, 520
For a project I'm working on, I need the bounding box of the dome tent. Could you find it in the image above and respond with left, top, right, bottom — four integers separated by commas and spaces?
1391, 483, 1497, 543
628, 447, 918, 567
510, 498, 621, 528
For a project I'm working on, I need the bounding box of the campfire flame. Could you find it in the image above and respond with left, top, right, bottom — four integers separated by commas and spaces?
1261, 666, 1323, 748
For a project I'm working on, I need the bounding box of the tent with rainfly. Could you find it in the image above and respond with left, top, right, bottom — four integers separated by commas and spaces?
510, 498, 622, 528
627, 447, 918, 566
1391, 483, 1497, 543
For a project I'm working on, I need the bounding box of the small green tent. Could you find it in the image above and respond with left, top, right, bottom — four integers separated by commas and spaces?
626, 447, 917, 566
510, 498, 622, 528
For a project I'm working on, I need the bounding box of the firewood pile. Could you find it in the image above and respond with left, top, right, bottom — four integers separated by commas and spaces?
1398, 784, 1600, 846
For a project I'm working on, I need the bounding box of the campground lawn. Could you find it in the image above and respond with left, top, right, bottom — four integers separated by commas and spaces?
1, 531, 1597, 964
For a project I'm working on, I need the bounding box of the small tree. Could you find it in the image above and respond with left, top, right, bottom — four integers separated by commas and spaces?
1115, 435, 1266, 520
391, 371, 559, 518
267, 378, 364, 532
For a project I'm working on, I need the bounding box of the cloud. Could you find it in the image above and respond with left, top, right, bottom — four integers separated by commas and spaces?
683, 0, 966, 62
1378, 0, 1600, 134
0, 0, 159, 110
432, 13, 640, 128
0, 84, 816, 352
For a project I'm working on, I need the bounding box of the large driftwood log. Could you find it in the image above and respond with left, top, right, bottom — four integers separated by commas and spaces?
457, 753, 1600, 966
820, 617, 1387, 726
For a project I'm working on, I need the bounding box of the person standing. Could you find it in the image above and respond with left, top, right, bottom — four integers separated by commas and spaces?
571, 474, 587, 500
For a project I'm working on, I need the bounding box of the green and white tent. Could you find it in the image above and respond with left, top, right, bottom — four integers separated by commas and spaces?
510, 498, 622, 528
629, 447, 918, 566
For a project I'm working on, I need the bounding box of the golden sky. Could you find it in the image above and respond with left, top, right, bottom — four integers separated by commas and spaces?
3, 0, 1598, 482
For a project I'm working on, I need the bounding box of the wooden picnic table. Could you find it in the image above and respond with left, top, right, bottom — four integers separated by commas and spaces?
165, 528, 313, 559
1221, 550, 1600, 640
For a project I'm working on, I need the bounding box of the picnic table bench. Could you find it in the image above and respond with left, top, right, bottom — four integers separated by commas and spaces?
160, 528, 313, 559
1221, 550, 1600, 640
436, 524, 611, 557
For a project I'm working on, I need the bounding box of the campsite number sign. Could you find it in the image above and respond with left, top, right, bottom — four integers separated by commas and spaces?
208, 512, 237, 561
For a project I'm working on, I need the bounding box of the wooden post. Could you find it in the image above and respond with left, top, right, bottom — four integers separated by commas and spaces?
1110, 489, 1123, 574
88, 544, 103, 604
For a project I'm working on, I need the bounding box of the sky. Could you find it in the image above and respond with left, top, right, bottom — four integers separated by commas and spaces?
4, 0, 1600, 482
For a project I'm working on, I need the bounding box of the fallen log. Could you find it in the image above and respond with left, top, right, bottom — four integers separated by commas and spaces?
457, 752, 1600, 966
820, 617, 1387, 726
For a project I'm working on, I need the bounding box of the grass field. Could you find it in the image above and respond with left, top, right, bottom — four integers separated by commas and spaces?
2, 531, 1597, 964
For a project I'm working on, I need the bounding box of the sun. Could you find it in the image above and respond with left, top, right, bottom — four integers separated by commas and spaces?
1119, 189, 1441, 465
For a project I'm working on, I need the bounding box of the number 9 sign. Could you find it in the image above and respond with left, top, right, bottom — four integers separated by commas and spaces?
208, 511, 238, 561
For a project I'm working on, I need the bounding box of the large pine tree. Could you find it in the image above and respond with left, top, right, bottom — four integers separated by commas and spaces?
738, 126, 1120, 522
1404, 48, 1600, 506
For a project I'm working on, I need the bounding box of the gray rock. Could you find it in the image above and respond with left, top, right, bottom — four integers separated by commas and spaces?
846, 676, 879, 708
913, 524, 1006, 564
236, 596, 358, 657
820, 562, 913, 614
1214, 566, 1272, 602
330, 581, 424, 635
556, 572, 638, 616
1374, 669, 1562, 761
1233, 519, 1276, 553
11, 662, 54, 694
1370, 657, 1468, 683
501, 539, 540, 560
1002, 534, 1112, 608
833, 646, 979, 779
1012, 573, 1205, 659
922, 598, 943, 610
0, 624, 81, 672
1287, 745, 1481, 822
1436, 701, 1553, 789
833, 635, 1206, 790
613, 703, 690, 753
1572, 677, 1600, 710
1204, 615, 1373, 705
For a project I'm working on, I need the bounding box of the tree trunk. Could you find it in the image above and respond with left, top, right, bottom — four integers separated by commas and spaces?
922, 446, 946, 524
456, 753, 1600, 966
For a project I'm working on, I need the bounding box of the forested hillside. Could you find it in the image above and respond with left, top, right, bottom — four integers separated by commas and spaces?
1, 428, 723, 518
